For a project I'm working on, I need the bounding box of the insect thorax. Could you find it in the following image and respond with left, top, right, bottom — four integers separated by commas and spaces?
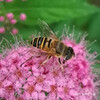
55, 41, 68, 57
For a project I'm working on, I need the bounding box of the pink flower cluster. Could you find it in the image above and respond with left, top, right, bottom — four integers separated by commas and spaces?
0, 13, 26, 34
0, 1, 26, 35
0, 34, 98, 100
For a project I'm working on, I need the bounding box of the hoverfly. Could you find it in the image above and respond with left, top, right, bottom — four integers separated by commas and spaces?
20, 20, 75, 70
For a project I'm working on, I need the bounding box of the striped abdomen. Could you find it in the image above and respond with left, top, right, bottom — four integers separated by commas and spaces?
31, 37, 52, 50
31, 37, 68, 57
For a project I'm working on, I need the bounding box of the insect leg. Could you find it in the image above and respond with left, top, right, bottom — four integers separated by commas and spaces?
20, 52, 44, 67
58, 58, 61, 64
58, 58, 64, 71
20, 56, 33, 67
41, 55, 52, 65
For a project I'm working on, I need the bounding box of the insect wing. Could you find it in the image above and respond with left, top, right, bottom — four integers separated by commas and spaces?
38, 20, 59, 40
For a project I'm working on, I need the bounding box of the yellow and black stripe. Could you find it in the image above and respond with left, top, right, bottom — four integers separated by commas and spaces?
31, 37, 52, 49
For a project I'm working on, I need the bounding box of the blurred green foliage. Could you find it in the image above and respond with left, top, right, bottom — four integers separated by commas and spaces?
0, 0, 100, 68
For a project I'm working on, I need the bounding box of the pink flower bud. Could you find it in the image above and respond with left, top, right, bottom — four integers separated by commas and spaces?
20, 13, 26, 21
0, 27, 5, 34
5, 0, 13, 2
0, 16, 4, 22
6, 13, 14, 19
12, 28, 18, 35
10, 19, 17, 24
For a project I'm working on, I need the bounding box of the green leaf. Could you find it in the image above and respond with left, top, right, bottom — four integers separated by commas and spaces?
3, 0, 100, 26
87, 13, 100, 60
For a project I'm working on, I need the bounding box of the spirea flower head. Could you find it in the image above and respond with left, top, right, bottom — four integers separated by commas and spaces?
0, 28, 100, 100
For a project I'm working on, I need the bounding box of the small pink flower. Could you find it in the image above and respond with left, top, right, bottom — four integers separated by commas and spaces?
69, 89, 78, 96
0, 60, 6, 69
11, 28, 18, 35
0, 16, 4, 22
6, 13, 14, 19
10, 19, 17, 24
20, 13, 26, 21
5, 0, 13, 2
0, 27, 5, 34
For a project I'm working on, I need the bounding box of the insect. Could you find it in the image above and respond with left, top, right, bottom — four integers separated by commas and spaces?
31, 21, 75, 67
20, 20, 75, 69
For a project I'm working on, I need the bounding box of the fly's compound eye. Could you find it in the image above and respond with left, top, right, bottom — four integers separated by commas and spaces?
64, 47, 75, 60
